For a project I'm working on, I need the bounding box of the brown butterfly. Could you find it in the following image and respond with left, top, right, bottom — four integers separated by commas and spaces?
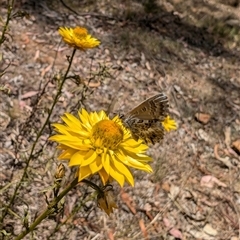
120, 93, 169, 144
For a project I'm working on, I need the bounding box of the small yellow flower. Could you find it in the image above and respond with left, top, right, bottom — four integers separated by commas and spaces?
58, 26, 100, 50
49, 109, 152, 187
97, 187, 118, 215
162, 115, 177, 132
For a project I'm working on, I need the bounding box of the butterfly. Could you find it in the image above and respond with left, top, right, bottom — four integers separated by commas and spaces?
120, 93, 169, 145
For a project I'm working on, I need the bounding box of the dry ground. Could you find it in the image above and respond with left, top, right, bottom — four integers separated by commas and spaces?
1, 0, 240, 239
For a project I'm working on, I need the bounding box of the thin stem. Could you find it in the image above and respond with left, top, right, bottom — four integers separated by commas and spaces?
49, 185, 97, 237
81, 179, 102, 191
13, 177, 79, 240
0, 0, 14, 45
13, 179, 101, 240
0, 48, 77, 222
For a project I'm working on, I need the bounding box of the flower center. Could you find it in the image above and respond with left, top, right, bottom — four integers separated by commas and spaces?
91, 120, 124, 149
73, 27, 88, 39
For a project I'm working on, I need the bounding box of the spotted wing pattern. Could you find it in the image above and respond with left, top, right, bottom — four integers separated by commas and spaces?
121, 93, 169, 144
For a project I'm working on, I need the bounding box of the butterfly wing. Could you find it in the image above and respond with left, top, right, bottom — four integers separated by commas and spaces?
125, 93, 169, 121
129, 119, 165, 144
122, 92, 169, 144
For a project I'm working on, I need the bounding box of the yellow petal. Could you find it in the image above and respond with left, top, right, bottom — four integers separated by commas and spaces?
109, 165, 125, 187
58, 148, 78, 160
69, 151, 86, 166
111, 155, 134, 186
78, 166, 92, 181
89, 156, 102, 174
98, 168, 109, 185
81, 149, 98, 166
62, 113, 81, 129
102, 149, 110, 174
162, 116, 177, 131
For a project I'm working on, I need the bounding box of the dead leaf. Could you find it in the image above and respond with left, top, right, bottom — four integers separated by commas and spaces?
196, 129, 210, 142
161, 181, 170, 192
195, 112, 211, 124
231, 237, 239, 240
163, 217, 172, 228
84, 80, 101, 88
169, 228, 183, 239
188, 229, 214, 239
203, 223, 218, 236
0, 112, 11, 130
21, 91, 39, 99
41, 63, 53, 77
200, 175, 227, 188
139, 219, 148, 239
107, 229, 115, 240
214, 144, 233, 168
224, 126, 231, 147
20, 33, 30, 44
33, 50, 40, 61
143, 203, 152, 212
120, 190, 136, 214
232, 139, 240, 155
8, 99, 22, 119
169, 184, 180, 199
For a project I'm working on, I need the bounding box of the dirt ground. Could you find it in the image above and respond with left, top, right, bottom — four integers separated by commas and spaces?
1, 0, 240, 239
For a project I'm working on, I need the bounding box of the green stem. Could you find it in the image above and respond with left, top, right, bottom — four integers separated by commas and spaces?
81, 179, 102, 191
13, 177, 79, 240
0, 0, 14, 45
0, 48, 77, 222
49, 183, 97, 236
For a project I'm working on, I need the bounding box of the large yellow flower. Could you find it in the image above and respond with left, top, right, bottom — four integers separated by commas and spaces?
49, 109, 152, 187
58, 26, 100, 50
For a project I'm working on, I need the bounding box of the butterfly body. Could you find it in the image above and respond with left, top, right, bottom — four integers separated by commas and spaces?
120, 93, 169, 144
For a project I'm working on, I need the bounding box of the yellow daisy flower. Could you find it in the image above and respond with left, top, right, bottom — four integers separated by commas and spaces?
58, 26, 100, 50
49, 109, 152, 187
162, 115, 177, 132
